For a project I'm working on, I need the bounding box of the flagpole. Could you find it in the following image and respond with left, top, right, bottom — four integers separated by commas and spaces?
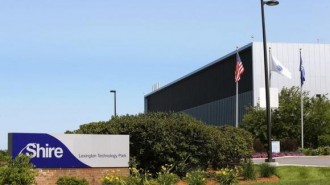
235, 47, 245, 128
268, 47, 272, 134
236, 78, 238, 128
301, 81, 304, 148
269, 47, 272, 87
236, 47, 239, 128
300, 48, 304, 148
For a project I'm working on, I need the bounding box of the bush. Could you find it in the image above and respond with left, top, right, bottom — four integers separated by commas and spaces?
156, 165, 179, 185
318, 135, 330, 147
299, 147, 330, 156
215, 168, 238, 185
0, 150, 10, 163
210, 126, 254, 169
299, 148, 312, 155
185, 170, 207, 185
253, 139, 265, 153
259, 163, 276, 177
0, 154, 36, 185
319, 147, 330, 155
102, 175, 126, 185
281, 138, 299, 152
68, 112, 254, 176
102, 169, 128, 185
242, 159, 256, 180
126, 167, 152, 185
56, 176, 89, 185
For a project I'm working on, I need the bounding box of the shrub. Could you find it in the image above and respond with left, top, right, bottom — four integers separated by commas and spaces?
126, 167, 152, 185
0, 150, 10, 163
102, 175, 126, 185
185, 170, 207, 185
210, 126, 254, 169
68, 112, 254, 176
281, 138, 299, 152
318, 134, 330, 147
102, 169, 128, 185
242, 159, 256, 180
253, 139, 265, 153
299, 147, 330, 156
319, 146, 330, 155
311, 148, 321, 156
259, 163, 276, 177
156, 165, 179, 185
299, 148, 312, 155
147, 179, 160, 185
0, 154, 36, 185
215, 168, 238, 185
56, 176, 89, 185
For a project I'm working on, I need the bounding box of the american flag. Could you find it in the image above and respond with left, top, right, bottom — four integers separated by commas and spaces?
235, 52, 244, 83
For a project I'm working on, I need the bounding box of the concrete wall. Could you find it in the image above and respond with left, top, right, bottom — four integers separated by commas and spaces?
35, 167, 129, 185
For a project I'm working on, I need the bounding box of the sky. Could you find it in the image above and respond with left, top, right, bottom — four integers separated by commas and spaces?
0, 1, 329, 149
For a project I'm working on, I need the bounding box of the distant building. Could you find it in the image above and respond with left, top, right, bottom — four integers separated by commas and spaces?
144, 42, 330, 126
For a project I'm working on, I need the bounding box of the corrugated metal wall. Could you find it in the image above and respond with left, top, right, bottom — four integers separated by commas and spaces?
183, 91, 253, 126
145, 46, 253, 113
145, 44, 253, 125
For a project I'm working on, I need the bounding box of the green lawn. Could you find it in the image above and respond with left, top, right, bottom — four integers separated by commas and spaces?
254, 166, 330, 185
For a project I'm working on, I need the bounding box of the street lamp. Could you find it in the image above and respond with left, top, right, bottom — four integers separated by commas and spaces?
110, 90, 117, 117
260, 0, 279, 163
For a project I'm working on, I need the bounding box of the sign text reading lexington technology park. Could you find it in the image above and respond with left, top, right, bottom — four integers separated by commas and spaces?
9, 133, 129, 168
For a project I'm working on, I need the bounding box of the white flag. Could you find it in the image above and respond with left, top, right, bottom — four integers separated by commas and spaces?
270, 53, 292, 79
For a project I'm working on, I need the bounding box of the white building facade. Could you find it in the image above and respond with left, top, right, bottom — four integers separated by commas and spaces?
252, 42, 330, 106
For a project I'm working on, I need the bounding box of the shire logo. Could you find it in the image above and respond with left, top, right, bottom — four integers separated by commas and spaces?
19, 143, 64, 158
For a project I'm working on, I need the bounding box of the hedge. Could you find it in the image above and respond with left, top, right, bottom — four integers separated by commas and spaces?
68, 112, 253, 176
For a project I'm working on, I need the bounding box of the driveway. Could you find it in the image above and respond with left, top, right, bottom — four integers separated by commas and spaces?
252, 156, 330, 167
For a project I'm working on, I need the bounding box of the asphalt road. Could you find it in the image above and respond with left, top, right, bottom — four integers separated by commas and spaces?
252, 156, 330, 167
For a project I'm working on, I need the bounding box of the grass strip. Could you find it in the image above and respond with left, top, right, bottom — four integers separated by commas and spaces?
254, 166, 330, 185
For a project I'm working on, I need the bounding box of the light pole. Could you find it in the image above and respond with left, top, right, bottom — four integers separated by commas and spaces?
260, 0, 279, 163
110, 90, 117, 117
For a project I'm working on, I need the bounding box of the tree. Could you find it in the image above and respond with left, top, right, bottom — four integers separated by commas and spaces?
304, 95, 330, 148
241, 86, 330, 150
240, 106, 267, 145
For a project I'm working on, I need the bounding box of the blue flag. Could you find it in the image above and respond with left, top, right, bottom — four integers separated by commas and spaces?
300, 52, 305, 86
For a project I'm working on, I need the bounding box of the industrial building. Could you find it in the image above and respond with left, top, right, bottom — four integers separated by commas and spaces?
144, 42, 330, 126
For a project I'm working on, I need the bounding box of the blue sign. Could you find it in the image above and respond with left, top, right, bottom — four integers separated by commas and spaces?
9, 133, 129, 168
